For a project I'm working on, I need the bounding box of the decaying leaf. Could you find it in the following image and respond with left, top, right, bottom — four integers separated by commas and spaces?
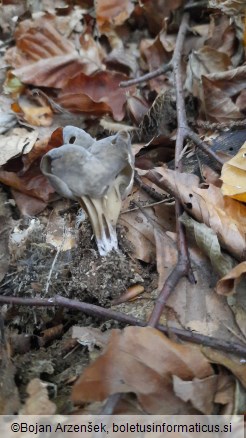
185, 48, 245, 121
185, 46, 232, 100
20, 378, 56, 415
173, 374, 218, 414
95, 0, 135, 33
111, 284, 145, 305
180, 212, 235, 276
0, 341, 20, 414
154, 228, 177, 291
216, 262, 246, 337
9, 218, 44, 261
217, 262, 246, 295
0, 112, 16, 134
72, 326, 217, 414
209, 0, 246, 15
221, 141, 246, 201
120, 210, 156, 263
140, 0, 184, 35
0, 128, 38, 166
5, 15, 84, 88
202, 76, 243, 122
72, 326, 110, 351
15, 96, 53, 127
57, 71, 133, 121
203, 348, 246, 389
46, 201, 78, 251
147, 168, 246, 261
0, 168, 55, 203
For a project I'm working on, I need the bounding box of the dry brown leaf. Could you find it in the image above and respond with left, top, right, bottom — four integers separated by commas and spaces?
95, 0, 134, 33
11, 190, 48, 216
126, 95, 149, 125
5, 14, 104, 88
202, 76, 243, 122
120, 187, 175, 263
216, 261, 246, 338
0, 128, 38, 166
6, 16, 75, 68
57, 71, 133, 121
205, 65, 246, 96
13, 54, 85, 88
72, 326, 215, 414
221, 141, 246, 201
20, 378, 56, 415
209, 0, 246, 15
236, 89, 246, 112
154, 229, 177, 291
216, 262, 246, 295
104, 43, 138, 76
0, 342, 20, 414
214, 371, 235, 413
72, 326, 110, 351
78, 38, 105, 75
111, 284, 145, 305
0, 168, 55, 202
16, 96, 53, 127
147, 168, 246, 261
46, 201, 78, 251
140, 0, 184, 35
120, 210, 156, 263
185, 46, 232, 100
21, 137, 51, 173
205, 15, 237, 58
154, 223, 242, 342
203, 348, 246, 389
140, 37, 171, 92
140, 35, 170, 73
173, 374, 218, 414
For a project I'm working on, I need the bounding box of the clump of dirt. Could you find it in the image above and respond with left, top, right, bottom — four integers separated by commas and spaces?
0, 211, 157, 412
1, 213, 157, 319
67, 220, 155, 305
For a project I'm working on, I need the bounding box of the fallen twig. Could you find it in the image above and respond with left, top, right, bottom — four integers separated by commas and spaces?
134, 172, 165, 201
122, 13, 225, 328
139, 13, 196, 327
0, 294, 245, 357
120, 18, 224, 169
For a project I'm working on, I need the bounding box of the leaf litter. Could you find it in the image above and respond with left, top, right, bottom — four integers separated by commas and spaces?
0, 0, 245, 416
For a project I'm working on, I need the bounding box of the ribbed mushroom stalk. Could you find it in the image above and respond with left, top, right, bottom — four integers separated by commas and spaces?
40, 126, 134, 256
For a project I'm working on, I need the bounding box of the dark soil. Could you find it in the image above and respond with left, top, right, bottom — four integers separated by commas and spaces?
0, 207, 158, 410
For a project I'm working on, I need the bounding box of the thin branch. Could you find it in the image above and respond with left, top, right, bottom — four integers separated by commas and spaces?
187, 129, 224, 166
148, 13, 195, 327
122, 12, 225, 328
134, 172, 165, 201
188, 118, 246, 130
120, 64, 172, 87
121, 23, 223, 169
121, 198, 172, 214
0, 294, 245, 357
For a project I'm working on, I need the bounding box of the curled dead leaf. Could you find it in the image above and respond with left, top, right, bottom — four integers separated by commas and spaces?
57, 71, 134, 121
147, 168, 246, 261
72, 326, 215, 414
216, 262, 246, 295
